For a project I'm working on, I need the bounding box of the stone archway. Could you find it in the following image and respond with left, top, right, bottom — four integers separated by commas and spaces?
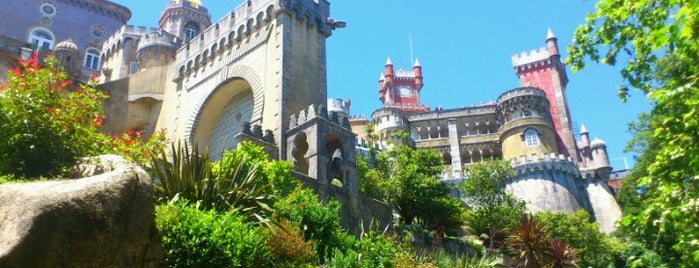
191, 78, 254, 160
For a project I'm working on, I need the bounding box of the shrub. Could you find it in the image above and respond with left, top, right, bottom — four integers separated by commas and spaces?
152, 142, 274, 223
273, 188, 351, 263
155, 202, 273, 267
268, 220, 316, 266
536, 210, 617, 267
0, 56, 110, 178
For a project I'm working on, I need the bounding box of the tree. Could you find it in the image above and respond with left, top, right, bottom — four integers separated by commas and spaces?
458, 159, 525, 250
537, 210, 616, 268
0, 56, 110, 178
568, 1, 699, 265
358, 146, 465, 231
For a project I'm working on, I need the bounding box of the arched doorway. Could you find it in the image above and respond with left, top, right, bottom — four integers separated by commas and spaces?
192, 78, 254, 160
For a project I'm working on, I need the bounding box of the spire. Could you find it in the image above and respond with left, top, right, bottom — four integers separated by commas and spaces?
385, 57, 392, 65
547, 28, 556, 40
413, 58, 421, 67
580, 123, 588, 134
379, 72, 384, 81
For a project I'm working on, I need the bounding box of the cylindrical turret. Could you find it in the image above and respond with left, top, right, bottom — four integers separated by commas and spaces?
136, 30, 181, 69
413, 58, 423, 90
54, 39, 80, 79
590, 138, 611, 170
327, 98, 351, 116
497, 87, 558, 161
546, 28, 559, 56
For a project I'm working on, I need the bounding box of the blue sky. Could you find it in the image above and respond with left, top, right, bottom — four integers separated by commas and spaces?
113, 0, 652, 171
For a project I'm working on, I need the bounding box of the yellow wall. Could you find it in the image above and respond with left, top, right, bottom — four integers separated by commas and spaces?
500, 117, 558, 160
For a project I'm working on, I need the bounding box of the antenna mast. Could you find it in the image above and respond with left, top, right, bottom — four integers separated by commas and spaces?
409, 35, 414, 65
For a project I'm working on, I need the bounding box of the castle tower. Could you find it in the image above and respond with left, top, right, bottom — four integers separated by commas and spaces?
286, 104, 358, 195
512, 29, 576, 159
159, 0, 212, 40
497, 87, 559, 161
378, 58, 429, 113
136, 30, 180, 70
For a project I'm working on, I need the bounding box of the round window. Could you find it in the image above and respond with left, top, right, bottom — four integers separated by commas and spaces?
90, 25, 105, 39
40, 3, 56, 16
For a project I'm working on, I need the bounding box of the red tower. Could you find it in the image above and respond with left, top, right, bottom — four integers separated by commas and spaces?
378, 57, 429, 113
512, 29, 576, 158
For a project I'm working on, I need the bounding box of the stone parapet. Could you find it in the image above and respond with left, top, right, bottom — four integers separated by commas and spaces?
510, 153, 579, 177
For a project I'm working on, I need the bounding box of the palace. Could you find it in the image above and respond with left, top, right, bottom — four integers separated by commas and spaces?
0, 0, 621, 232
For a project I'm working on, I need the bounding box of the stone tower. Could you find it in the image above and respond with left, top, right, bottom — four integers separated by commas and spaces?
159, 0, 212, 41
378, 58, 429, 113
154, 0, 335, 160
512, 29, 576, 159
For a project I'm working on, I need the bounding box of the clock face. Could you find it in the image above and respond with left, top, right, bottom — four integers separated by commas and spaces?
398, 86, 413, 97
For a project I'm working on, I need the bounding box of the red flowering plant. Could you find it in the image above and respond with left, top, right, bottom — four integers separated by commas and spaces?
0, 55, 110, 178
110, 128, 168, 168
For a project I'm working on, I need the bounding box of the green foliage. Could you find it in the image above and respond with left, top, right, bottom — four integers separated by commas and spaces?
616, 241, 669, 268
273, 188, 352, 263
537, 210, 616, 267
328, 231, 401, 268
0, 56, 110, 178
359, 146, 465, 230
151, 142, 274, 223
459, 159, 525, 250
155, 202, 273, 267
215, 141, 299, 197
569, 3, 699, 264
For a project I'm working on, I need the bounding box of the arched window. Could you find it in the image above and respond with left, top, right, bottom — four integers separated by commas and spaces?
84, 48, 101, 70
524, 129, 540, 147
28, 28, 55, 49
184, 22, 199, 39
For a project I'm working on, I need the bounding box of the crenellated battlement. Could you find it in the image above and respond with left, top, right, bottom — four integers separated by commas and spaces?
102, 25, 160, 59
511, 46, 550, 67
288, 104, 352, 130
174, 0, 331, 79
496, 86, 547, 105
510, 153, 579, 176
349, 115, 367, 121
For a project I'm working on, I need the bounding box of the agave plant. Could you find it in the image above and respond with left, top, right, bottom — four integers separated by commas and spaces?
152, 142, 213, 205
506, 214, 554, 268
151, 142, 274, 224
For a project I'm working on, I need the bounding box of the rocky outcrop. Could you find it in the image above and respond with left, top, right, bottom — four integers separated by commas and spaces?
0, 155, 164, 268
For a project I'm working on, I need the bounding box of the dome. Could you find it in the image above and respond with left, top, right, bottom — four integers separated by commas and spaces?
54, 39, 78, 52
590, 138, 606, 148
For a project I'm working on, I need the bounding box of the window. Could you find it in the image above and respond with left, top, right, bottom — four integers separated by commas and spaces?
184, 24, 198, 39
40, 3, 57, 16
28, 28, 54, 49
521, 110, 532, 117
84, 48, 100, 70
129, 62, 139, 74
524, 129, 540, 147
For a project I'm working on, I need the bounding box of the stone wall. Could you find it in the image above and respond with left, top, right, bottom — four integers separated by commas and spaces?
294, 172, 393, 234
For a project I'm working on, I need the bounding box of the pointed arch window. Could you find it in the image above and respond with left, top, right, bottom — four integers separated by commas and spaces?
84, 48, 101, 70
28, 28, 55, 49
524, 129, 540, 148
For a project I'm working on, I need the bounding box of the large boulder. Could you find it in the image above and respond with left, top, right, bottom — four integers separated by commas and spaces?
0, 155, 164, 268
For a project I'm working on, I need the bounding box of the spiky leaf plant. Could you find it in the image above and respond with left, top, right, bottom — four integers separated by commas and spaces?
507, 214, 554, 268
